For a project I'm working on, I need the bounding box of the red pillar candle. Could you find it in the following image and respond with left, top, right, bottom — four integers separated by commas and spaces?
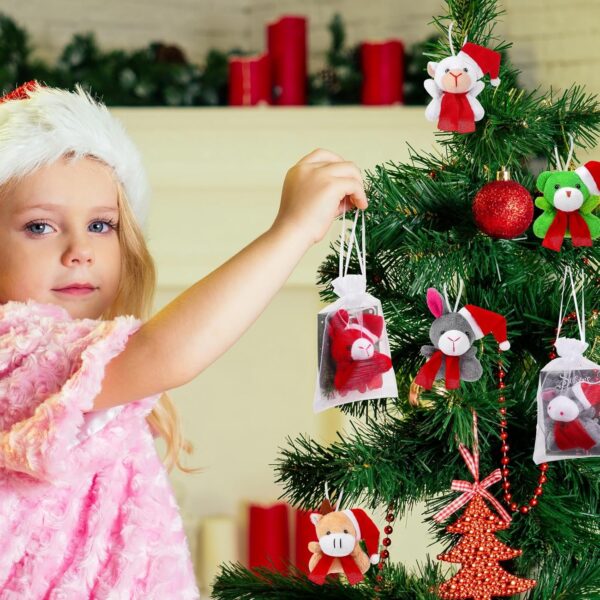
248, 502, 290, 573
267, 15, 307, 105
361, 39, 404, 105
228, 53, 272, 106
294, 508, 318, 575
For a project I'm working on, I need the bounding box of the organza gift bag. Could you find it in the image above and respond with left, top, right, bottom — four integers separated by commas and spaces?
533, 268, 600, 463
313, 209, 397, 413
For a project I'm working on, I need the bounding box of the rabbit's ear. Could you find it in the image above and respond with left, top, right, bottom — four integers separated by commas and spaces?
426, 288, 447, 317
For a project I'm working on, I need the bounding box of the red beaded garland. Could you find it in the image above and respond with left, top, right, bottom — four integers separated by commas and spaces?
492, 311, 586, 514
374, 503, 396, 596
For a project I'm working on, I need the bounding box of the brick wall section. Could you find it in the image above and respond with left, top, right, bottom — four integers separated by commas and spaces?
1, 0, 599, 94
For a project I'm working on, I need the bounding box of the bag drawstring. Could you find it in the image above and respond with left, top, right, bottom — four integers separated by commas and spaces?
339, 208, 366, 280
556, 266, 585, 343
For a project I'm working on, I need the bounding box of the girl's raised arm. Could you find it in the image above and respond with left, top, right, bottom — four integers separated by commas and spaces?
91, 149, 367, 411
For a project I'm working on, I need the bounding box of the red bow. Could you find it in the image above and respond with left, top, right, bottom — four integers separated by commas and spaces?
438, 92, 475, 133
554, 419, 596, 451
415, 350, 460, 390
434, 411, 512, 523
542, 209, 592, 252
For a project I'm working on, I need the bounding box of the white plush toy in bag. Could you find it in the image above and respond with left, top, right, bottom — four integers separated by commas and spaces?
533, 267, 600, 463
313, 209, 398, 413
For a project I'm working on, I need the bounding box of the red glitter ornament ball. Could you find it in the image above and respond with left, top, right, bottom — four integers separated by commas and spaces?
472, 173, 533, 239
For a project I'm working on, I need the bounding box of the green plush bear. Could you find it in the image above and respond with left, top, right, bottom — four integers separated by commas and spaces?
533, 170, 600, 251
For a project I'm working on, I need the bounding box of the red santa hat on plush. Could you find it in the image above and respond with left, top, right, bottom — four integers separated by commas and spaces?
0, 80, 150, 232
459, 304, 511, 351
343, 508, 380, 565
572, 381, 600, 411
458, 42, 502, 87
575, 161, 600, 196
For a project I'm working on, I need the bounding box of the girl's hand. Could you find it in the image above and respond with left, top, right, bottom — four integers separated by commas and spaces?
272, 148, 368, 247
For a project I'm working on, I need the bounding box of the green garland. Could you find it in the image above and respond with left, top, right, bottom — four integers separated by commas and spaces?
0, 11, 430, 106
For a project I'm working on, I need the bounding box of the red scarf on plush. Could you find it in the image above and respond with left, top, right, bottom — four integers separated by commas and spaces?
308, 553, 364, 585
554, 419, 596, 451
438, 92, 475, 133
542, 210, 592, 251
415, 350, 460, 390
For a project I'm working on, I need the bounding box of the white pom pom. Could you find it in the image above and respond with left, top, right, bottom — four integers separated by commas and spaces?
370, 553, 380, 565
499, 340, 510, 351
491, 78, 501, 87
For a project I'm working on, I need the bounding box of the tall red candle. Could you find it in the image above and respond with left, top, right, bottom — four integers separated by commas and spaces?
294, 508, 318, 575
361, 39, 404, 105
248, 502, 290, 573
229, 53, 272, 106
267, 15, 307, 105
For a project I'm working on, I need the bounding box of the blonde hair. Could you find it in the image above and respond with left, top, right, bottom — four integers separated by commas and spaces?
1, 155, 202, 476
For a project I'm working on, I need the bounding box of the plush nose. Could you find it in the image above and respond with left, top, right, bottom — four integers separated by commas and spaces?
450, 71, 463, 84
566, 190, 572, 198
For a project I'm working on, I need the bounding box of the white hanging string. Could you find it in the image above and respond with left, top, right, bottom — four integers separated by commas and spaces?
442, 284, 451, 313
338, 207, 366, 279
552, 134, 575, 172
581, 270, 586, 341
553, 145, 564, 171
338, 209, 346, 278
323, 482, 345, 511
441, 279, 464, 314
448, 21, 455, 56
447, 22, 467, 56
565, 134, 575, 170
556, 266, 584, 342
453, 278, 464, 313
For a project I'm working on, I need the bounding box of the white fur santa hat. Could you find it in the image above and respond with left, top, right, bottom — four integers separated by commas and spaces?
0, 80, 150, 232
575, 161, 600, 196
459, 304, 511, 351
458, 42, 502, 87
343, 508, 380, 565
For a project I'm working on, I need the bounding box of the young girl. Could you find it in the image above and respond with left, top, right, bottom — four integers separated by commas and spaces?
0, 81, 367, 598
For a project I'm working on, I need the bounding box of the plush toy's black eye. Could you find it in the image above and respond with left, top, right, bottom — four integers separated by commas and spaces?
444, 68, 450, 73
576, 183, 581, 189
326, 531, 331, 535
343, 529, 349, 534
554, 184, 561, 190
440, 330, 446, 335
465, 331, 470, 336
463, 67, 468, 72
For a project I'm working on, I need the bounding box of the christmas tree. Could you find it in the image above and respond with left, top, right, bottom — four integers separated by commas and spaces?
213, 0, 600, 597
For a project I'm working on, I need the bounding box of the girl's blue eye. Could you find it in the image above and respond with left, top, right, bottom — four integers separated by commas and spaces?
24, 218, 118, 236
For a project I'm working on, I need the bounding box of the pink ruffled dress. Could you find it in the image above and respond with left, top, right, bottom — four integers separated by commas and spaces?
0, 299, 200, 599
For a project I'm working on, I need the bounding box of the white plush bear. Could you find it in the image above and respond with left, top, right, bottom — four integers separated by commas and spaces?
424, 41, 501, 133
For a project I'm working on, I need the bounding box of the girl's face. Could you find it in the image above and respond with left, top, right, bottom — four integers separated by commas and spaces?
0, 155, 122, 320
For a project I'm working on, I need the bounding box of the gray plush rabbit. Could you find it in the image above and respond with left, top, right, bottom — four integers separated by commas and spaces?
415, 287, 510, 390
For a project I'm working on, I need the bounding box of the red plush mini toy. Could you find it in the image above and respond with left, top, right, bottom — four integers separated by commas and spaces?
328, 308, 393, 395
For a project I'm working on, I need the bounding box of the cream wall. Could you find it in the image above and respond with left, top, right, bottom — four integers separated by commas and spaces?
2, 1, 600, 96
